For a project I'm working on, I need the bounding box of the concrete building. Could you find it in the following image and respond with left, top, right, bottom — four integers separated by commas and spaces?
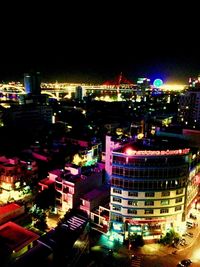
39, 165, 102, 212
178, 77, 200, 128
80, 186, 110, 216
108, 136, 199, 241
0, 221, 39, 264
0, 156, 38, 203
0, 203, 25, 225
75, 86, 85, 100
3, 105, 53, 128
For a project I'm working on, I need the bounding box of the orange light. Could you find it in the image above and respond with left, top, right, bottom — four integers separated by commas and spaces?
125, 148, 135, 155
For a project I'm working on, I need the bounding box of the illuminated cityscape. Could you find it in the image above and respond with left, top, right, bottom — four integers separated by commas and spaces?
0, 69, 200, 267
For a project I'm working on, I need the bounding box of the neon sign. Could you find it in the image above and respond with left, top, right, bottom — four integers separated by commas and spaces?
125, 148, 190, 156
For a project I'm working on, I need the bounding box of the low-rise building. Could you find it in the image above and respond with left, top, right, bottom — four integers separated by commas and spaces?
0, 203, 25, 225
0, 156, 38, 203
80, 186, 110, 216
39, 165, 102, 212
0, 221, 39, 264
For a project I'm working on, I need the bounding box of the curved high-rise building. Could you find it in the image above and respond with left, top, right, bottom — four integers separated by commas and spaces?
108, 137, 197, 241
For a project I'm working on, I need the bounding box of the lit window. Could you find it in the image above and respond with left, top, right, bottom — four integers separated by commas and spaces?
176, 189, 183, 195
113, 197, 122, 203
113, 205, 121, 211
113, 188, 122, 194
161, 200, 169, 205
145, 192, 155, 197
128, 209, 137, 214
175, 197, 182, 203
128, 200, 138, 206
160, 208, 169, 214
145, 209, 153, 214
145, 201, 154, 206
161, 191, 170, 197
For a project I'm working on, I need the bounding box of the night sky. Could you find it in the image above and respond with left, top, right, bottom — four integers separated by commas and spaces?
0, 4, 199, 84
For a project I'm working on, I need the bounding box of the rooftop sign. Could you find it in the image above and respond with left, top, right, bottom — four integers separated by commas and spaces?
125, 148, 190, 156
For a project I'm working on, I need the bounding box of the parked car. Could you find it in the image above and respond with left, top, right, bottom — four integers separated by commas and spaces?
190, 213, 197, 219
181, 259, 192, 266
107, 249, 113, 256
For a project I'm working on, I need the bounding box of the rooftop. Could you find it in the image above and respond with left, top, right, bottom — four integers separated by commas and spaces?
82, 186, 109, 201
115, 136, 190, 155
39, 177, 55, 186
0, 203, 22, 216
82, 189, 102, 201
0, 221, 39, 252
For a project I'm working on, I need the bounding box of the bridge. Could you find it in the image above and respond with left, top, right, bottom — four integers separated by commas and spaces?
0, 82, 138, 100
0, 76, 186, 101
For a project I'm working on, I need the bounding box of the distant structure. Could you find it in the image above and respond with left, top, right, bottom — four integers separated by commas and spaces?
103, 72, 133, 87
24, 72, 41, 95
3, 71, 53, 129
178, 76, 200, 129
75, 86, 85, 101
19, 71, 48, 105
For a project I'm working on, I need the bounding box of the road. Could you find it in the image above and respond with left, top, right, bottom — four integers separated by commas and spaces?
140, 236, 200, 267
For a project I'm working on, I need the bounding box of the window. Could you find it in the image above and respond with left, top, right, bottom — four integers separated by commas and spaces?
113, 205, 121, 211
113, 197, 122, 203
128, 209, 137, 214
176, 189, 183, 195
160, 208, 169, 214
128, 200, 138, 206
175, 205, 182, 211
145, 192, 155, 197
176, 197, 182, 203
161, 199, 169, 205
111, 214, 123, 222
161, 191, 170, 197
128, 191, 138, 197
145, 201, 154, 206
145, 209, 153, 214
113, 188, 122, 194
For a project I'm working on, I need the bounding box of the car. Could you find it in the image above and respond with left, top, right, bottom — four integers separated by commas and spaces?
177, 264, 185, 267
190, 213, 197, 219
107, 249, 113, 256
181, 259, 192, 266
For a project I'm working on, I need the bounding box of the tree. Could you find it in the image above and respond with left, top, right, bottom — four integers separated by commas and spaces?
159, 229, 180, 245
29, 204, 48, 231
129, 233, 144, 247
35, 186, 56, 210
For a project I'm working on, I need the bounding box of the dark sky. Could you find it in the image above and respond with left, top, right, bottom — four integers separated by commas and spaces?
0, 4, 199, 84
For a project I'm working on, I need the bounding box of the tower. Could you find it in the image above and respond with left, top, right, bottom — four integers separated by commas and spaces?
24, 72, 41, 95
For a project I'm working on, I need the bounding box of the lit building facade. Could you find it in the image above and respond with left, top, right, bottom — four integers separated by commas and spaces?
24, 72, 41, 95
39, 165, 102, 212
109, 138, 196, 241
178, 77, 200, 128
0, 156, 38, 203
